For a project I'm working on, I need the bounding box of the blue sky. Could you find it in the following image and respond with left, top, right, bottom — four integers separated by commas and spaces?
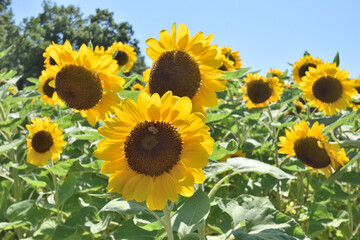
10, 0, 360, 78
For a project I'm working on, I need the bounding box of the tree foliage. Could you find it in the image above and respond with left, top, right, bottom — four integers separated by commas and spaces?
0, 0, 146, 87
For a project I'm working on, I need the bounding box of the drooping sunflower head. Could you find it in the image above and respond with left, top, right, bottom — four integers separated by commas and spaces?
43, 41, 74, 68
26, 117, 66, 166
292, 55, 324, 84
219, 46, 242, 71
94, 91, 214, 210
106, 42, 137, 73
240, 73, 284, 108
279, 120, 349, 178
300, 62, 357, 115
131, 83, 144, 91
38, 68, 64, 106
143, 23, 226, 113
268, 68, 283, 78
50, 43, 125, 126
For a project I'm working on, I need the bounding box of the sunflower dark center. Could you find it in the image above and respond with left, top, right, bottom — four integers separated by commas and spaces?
312, 76, 343, 103
355, 86, 360, 93
55, 65, 103, 110
114, 50, 129, 66
49, 57, 57, 66
124, 120, 183, 177
149, 50, 201, 98
219, 64, 228, 71
247, 80, 273, 104
43, 77, 56, 98
298, 63, 317, 78
294, 137, 331, 168
31, 130, 53, 153
228, 54, 235, 63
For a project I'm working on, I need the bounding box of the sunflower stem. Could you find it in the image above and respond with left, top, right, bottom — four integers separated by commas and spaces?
208, 171, 238, 198
267, 104, 281, 209
50, 161, 61, 224
163, 202, 174, 240
347, 183, 353, 237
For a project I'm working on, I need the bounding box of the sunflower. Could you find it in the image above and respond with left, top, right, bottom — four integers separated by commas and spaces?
300, 62, 357, 115
43, 41, 74, 68
239, 73, 283, 108
38, 68, 64, 106
94, 91, 214, 210
26, 117, 66, 166
278, 120, 349, 178
268, 68, 283, 78
219, 46, 242, 71
131, 83, 144, 91
143, 23, 226, 114
350, 78, 360, 110
292, 55, 324, 84
107, 42, 137, 73
48, 41, 125, 126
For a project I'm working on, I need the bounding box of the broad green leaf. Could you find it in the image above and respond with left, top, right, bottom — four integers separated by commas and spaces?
303, 51, 310, 56
113, 220, 157, 239
6, 200, 49, 226
54, 113, 84, 129
0, 118, 24, 133
233, 228, 300, 240
48, 159, 75, 177
100, 198, 147, 215
209, 140, 238, 161
0, 138, 25, 155
323, 111, 357, 133
20, 176, 47, 187
227, 157, 295, 179
90, 214, 112, 234
33, 219, 57, 237
203, 162, 232, 179
0, 46, 12, 59
221, 68, 251, 80
119, 90, 141, 102
181, 233, 200, 240
58, 174, 77, 206
206, 112, 232, 124
337, 172, 360, 185
172, 189, 210, 235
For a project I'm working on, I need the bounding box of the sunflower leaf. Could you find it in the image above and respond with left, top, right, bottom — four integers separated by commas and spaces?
100, 198, 147, 215
172, 189, 210, 236
226, 157, 295, 179
221, 68, 251, 80
0, 138, 25, 155
332, 52, 340, 66
323, 111, 357, 133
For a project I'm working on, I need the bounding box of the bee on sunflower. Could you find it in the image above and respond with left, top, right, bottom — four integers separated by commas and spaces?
278, 120, 349, 178
94, 91, 214, 210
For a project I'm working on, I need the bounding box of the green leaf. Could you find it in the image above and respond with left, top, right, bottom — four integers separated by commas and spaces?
87, 40, 94, 50
90, 213, 112, 234
333, 52, 340, 66
233, 228, 300, 240
57, 174, 77, 206
221, 68, 251, 80
324, 151, 360, 184
48, 159, 75, 177
226, 157, 295, 179
181, 233, 200, 240
33, 219, 57, 237
113, 220, 157, 240
54, 113, 85, 129
0, 138, 25, 155
100, 198, 147, 215
0, 46, 12, 59
323, 111, 356, 133
203, 162, 232, 179
303, 51, 310, 56
0, 118, 24, 133
206, 112, 232, 124
209, 140, 238, 161
172, 189, 210, 236
338, 172, 360, 185
119, 90, 141, 102
6, 200, 49, 226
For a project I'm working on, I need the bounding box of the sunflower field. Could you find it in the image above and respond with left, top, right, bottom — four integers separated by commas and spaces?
1, 23, 360, 240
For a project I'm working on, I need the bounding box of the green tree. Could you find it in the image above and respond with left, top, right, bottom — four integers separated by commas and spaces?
1, 0, 146, 87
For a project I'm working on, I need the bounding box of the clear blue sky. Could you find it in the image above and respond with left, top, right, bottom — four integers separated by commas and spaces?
10, 0, 360, 78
